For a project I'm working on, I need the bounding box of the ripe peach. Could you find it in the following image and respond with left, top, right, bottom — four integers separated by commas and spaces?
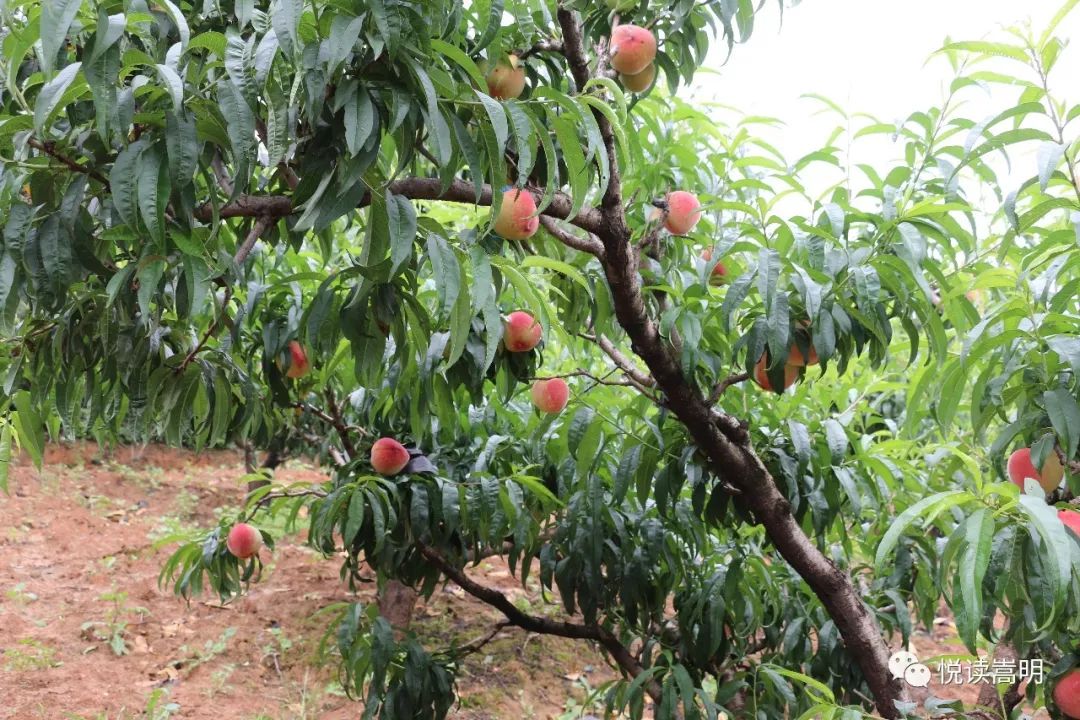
493, 188, 539, 240
701, 248, 728, 285
1061, 510, 1080, 537
1007, 447, 1064, 493
226, 523, 263, 559
285, 341, 310, 379
486, 54, 526, 100
619, 62, 655, 93
371, 437, 410, 476
504, 311, 542, 352
531, 378, 569, 414
609, 25, 656, 76
753, 354, 798, 393
1054, 669, 1080, 719
664, 191, 701, 235
788, 326, 819, 366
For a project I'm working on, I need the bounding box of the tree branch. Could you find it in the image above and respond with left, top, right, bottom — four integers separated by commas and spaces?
416, 542, 663, 704
27, 138, 111, 188
193, 178, 605, 236
708, 372, 750, 404
579, 333, 656, 389
538, 215, 605, 259
178, 286, 232, 372
234, 215, 275, 266
519, 39, 564, 61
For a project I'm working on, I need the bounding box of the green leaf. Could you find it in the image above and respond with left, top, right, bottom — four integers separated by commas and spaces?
12, 392, 44, 469
953, 508, 994, 650
34, 62, 82, 132
1044, 388, 1080, 461
875, 491, 973, 571
40, 0, 83, 75
155, 64, 185, 113
0, 424, 12, 494
386, 193, 417, 274
430, 38, 486, 90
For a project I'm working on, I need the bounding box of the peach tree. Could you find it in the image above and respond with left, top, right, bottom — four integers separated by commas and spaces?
1, 0, 1079, 717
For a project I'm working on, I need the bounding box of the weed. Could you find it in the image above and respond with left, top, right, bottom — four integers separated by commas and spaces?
3, 638, 60, 671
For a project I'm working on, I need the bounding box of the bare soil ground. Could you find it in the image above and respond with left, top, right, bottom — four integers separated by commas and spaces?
0, 443, 1012, 719
0, 444, 611, 720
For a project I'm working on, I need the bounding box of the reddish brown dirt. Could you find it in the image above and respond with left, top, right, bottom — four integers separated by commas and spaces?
0, 444, 611, 720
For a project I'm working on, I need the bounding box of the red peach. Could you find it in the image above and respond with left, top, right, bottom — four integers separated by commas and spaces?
504, 311, 542, 352
285, 341, 310, 379
486, 54, 526, 100
1061, 510, 1080, 537
530, 378, 569, 414
1054, 669, 1080, 719
494, 188, 539, 241
226, 523, 263, 559
610, 25, 657, 76
371, 437, 410, 476
619, 63, 655, 93
1007, 447, 1064, 493
664, 191, 701, 235
753, 355, 798, 393
701, 248, 728, 285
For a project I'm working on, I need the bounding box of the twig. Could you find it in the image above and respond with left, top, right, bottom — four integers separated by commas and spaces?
211, 152, 235, 197
234, 215, 275, 265
324, 388, 359, 459
178, 286, 233, 372
518, 39, 564, 61
708, 372, 750, 404
579, 333, 655, 388
27, 138, 111, 188
530, 370, 633, 388
447, 621, 510, 657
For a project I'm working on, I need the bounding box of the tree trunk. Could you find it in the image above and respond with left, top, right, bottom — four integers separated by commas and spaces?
378, 579, 419, 632
976, 641, 1022, 720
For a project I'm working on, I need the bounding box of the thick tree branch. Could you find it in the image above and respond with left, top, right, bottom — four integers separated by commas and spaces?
416, 542, 663, 703
556, 8, 903, 717
193, 178, 605, 236
28, 138, 111, 188
519, 39, 564, 61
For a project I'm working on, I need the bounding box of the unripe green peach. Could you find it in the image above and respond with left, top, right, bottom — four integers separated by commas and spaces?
493, 188, 539, 240
609, 25, 656, 76
619, 62, 655, 93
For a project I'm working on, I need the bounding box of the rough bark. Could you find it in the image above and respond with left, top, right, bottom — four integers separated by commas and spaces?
975, 641, 1023, 720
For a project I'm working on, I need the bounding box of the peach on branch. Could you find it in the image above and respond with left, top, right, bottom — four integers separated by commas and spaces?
619, 62, 655, 93
493, 188, 539, 240
701, 248, 728, 285
504, 311, 542, 352
226, 523, 263, 559
753, 354, 798, 393
609, 24, 656, 76
1060, 509, 1080, 537
284, 341, 310, 379
663, 191, 701, 235
371, 437, 411, 476
485, 54, 526, 100
531, 378, 569, 414
1054, 669, 1080, 719
1007, 447, 1064, 493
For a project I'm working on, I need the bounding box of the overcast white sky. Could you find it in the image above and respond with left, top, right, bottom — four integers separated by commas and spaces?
691, 0, 1079, 193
